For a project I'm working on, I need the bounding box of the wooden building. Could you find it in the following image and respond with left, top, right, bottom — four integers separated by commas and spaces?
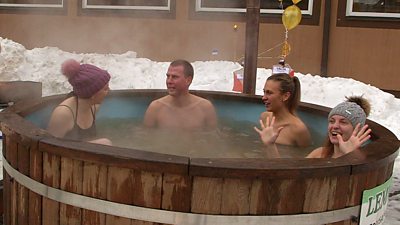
0, 0, 399, 91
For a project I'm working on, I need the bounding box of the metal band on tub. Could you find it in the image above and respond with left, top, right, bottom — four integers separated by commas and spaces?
3, 158, 360, 225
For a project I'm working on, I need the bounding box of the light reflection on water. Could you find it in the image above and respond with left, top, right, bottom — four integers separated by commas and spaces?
96, 118, 319, 159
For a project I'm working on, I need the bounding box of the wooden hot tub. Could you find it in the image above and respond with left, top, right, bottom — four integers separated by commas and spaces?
0, 90, 399, 225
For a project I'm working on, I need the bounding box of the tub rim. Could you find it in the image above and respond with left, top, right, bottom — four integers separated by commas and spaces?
0, 89, 399, 179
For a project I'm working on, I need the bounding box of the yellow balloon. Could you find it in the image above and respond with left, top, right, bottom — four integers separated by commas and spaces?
292, 0, 302, 4
282, 5, 302, 30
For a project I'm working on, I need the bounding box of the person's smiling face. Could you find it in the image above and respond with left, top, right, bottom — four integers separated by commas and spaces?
328, 115, 354, 144
261, 80, 288, 112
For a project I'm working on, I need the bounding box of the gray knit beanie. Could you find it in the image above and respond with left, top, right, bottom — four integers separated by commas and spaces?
328, 101, 366, 128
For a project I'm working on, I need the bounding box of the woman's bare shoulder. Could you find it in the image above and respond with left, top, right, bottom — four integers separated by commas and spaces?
290, 116, 309, 131
52, 103, 74, 117
48, 103, 75, 137
306, 147, 325, 158
290, 117, 312, 146
284, 116, 306, 131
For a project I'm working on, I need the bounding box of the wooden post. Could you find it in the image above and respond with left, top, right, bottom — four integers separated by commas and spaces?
321, 0, 331, 77
243, 0, 260, 95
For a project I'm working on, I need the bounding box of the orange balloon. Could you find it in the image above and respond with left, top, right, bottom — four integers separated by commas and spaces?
282, 5, 302, 30
292, 0, 302, 4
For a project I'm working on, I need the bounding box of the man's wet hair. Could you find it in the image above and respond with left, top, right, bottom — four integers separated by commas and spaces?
170, 60, 194, 78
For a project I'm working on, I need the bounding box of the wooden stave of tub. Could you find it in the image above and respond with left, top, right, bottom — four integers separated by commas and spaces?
0, 90, 399, 225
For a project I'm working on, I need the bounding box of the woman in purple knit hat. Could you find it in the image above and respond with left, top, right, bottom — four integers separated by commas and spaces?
47, 59, 112, 145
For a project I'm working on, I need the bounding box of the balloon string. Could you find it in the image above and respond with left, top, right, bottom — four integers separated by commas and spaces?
285, 29, 289, 41
282, 28, 289, 60
235, 41, 287, 63
282, 0, 289, 61
234, 0, 290, 63
258, 41, 286, 57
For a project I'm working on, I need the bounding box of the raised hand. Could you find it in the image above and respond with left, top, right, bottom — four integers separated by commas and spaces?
337, 123, 371, 155
254, 116, 284, 145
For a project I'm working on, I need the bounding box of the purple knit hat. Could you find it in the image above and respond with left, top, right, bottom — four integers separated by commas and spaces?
61, 59, 111, 98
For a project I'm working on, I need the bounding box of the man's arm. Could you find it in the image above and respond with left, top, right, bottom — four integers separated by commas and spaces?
143, 101, 159, 128
203, 100, 218, 130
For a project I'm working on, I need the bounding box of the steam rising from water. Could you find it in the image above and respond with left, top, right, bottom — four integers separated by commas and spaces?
96, 118, 314, 158
0, 37, 398, 138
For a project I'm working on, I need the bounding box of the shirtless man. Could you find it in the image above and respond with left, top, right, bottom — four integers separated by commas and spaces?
143, 60, 217, 131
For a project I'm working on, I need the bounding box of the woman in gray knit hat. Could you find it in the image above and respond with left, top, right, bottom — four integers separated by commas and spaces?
256, 96, 372, 158
306, 96, 372, 158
